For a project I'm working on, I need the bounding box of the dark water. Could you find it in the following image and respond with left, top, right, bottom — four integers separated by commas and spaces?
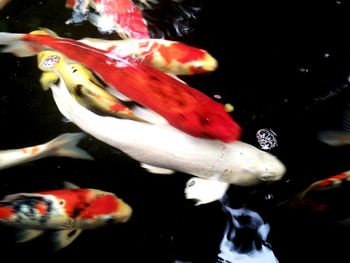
1, 0, 350, 262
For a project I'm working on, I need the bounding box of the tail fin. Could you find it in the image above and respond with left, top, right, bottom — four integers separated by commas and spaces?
44, 132, 94, 160
0, 32, 38, 57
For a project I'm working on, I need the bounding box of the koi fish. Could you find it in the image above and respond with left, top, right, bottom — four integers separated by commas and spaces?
66, 0, 150, 39
0, 133, 93, 171
50, 77, 285, 204
79, 37, 218, 75
297, 170, 350, 199
37, 50, 145, 122
0, 182, 132, 251
318, 103, 350, 146
218, 205, 279, 263
0, 30, 241, 142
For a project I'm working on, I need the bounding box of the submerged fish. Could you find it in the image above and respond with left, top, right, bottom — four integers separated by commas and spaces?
79, 37, 218, 75
37, 50, 145, 122
296, 170, 350, 200
218, 205, 279, 263
0, 182, 132, 251
50, 77, 286, 204
0, 30, 241, 142
318, 103, 350, 146
66, 0, 150, 39
0, 133, 93, 171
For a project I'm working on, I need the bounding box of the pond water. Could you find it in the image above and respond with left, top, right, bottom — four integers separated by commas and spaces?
1, 0, 350, 262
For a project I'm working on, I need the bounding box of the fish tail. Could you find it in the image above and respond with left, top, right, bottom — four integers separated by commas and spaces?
0, 32, 38, 57
44, 133, 94, 160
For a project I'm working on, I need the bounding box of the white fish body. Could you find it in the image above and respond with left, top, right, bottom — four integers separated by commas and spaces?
51, 78, 286, 188
0, 133, 93, 171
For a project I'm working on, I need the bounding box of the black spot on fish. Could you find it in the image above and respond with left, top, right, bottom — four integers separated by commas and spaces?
75, 84, 83, 97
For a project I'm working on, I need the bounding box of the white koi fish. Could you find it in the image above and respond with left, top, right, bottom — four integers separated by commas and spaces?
0, 133, 93, 171
50, 78, 286, 204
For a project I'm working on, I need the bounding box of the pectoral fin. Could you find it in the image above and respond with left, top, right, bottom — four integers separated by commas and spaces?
40, 72, 59, 90
184, 177, 229, 205
140, 163, 174, 174
16, 229, 45, 243
51, 229, 83, 251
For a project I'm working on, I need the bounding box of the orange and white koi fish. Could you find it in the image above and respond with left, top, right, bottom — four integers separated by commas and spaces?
37, 50, 145, 122
66, 0, 150, 39
298, 170, 350, 199
79, 37, 218, 75
49, 76, 285, 205
0, 133, 93, 171
0, 182, 132, 251
0, 30, 241, 142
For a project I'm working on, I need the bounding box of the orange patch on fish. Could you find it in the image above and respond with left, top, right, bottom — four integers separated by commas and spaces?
30, 146, 40, 155
38, 189, 91, 217
0, 206, 14, 220
79, 195, 119, 219
35, 201, 48, 215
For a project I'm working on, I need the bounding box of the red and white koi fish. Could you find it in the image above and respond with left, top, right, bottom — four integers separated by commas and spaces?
298, 170, 350, 199
0, 30, 241, 142
0, 133, 93, 171
0, 182, 132, 251
281, 170, 350, 215
66, 0, 150, 39
79, 37, 218, 75
49, 76, 285, 205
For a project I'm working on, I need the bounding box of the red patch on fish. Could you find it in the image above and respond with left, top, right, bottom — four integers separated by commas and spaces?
79, 195, 119, 219
35, 201, 48, 215
65, 0, 75, 8
0, 206, 14, 220
38, 189, 91, 217
23, 34, 241, 142
91, 0, 150, 39
158, 42, 206, 65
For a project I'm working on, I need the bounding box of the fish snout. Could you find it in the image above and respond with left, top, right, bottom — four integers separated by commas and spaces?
259, 155, 286, 182
115, 200, 132, 223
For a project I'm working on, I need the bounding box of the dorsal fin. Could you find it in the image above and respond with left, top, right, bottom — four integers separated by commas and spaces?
63, 181, 80, 189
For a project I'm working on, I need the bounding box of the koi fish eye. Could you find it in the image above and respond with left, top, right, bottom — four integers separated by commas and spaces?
59, 200, 64, 205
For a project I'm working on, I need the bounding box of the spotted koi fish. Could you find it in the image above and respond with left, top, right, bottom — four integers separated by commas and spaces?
37, 50, 145, 122
0, 30, 241, 142
79, 37, 218, 75
66, 0, 150, 39
0, 182, 132, 251
0, 133, 93, 171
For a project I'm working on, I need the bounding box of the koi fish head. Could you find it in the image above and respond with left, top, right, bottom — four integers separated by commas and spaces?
223, 145, 286, 186
187, 52, 218, 74
76, 189, 132, 229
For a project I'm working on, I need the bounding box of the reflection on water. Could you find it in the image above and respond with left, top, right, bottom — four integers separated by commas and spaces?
1, 0, 350, 262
